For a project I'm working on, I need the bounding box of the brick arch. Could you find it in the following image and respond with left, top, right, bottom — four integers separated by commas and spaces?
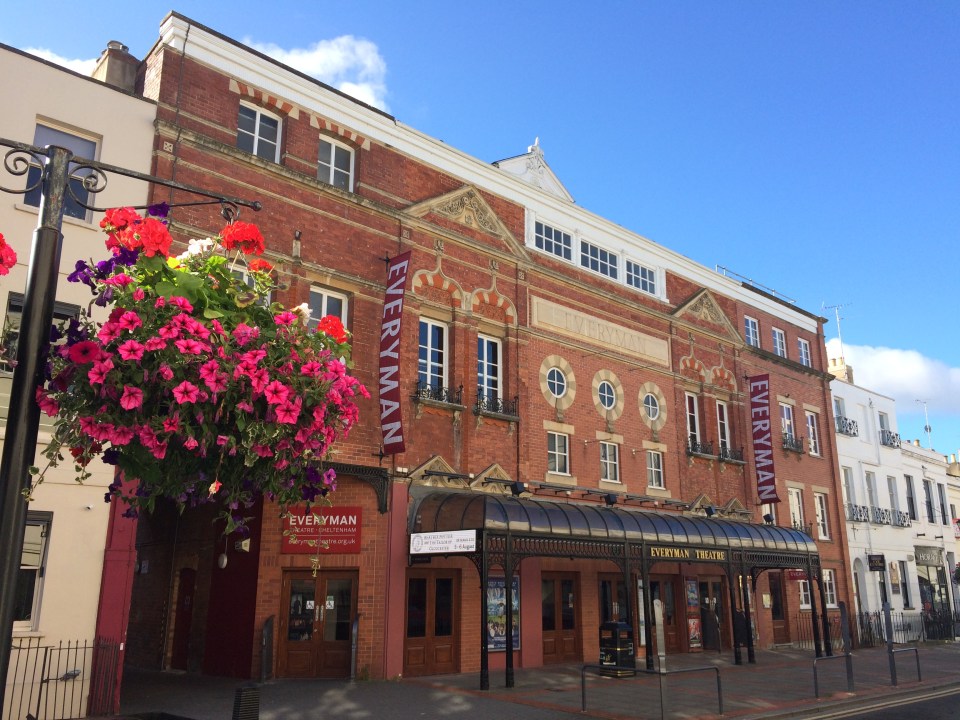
228, 78, 300, 120
710, 364, 737, 393
679, 353, 706, 383
310, 114, 371, 151
469, 286, 517, 326
411, 267, 465, 310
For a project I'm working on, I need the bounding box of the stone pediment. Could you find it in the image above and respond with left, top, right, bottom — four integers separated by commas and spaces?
672, 289, 740, 342
408, 456, 465, 488
405, 186, 526, 257
493, 139, 574, 202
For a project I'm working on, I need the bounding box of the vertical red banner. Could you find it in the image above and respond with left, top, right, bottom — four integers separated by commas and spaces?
748, 374, 781, 504
379, 251, 412, 454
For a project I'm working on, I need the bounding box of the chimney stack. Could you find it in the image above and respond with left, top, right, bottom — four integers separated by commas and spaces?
827, 357, 854, 384
91, 41, 139, 93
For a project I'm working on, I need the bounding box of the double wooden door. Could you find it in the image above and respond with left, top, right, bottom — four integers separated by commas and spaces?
404, 569, 459, 677
279, 569, 358, 678
542, 573, 580, 663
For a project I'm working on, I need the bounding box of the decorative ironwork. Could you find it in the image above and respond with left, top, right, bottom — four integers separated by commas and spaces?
834, 415, 859, 436
474, 394, 519, 419
847, 503, 870, 522
412, 381, 463, 405
324, 461, 390, 514
782, 434, 804, 453
894, 510, 912, 527
792, 521, 813, 536
718, 446, 744, 462
871, 506, 892, 525
2, 146, 45, 194
879, 429, 901, 448
687, 439, 714, 456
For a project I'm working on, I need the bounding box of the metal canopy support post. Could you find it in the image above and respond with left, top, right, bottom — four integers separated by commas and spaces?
479, 536, 490, 691
504, 537, 515, 689
0, 146, 71, 697
743, 565, 756, 664
726, 560, 742, 665
642, 559, 654, 670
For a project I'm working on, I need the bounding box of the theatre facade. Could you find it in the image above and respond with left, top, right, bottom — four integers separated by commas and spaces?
118, 13, 853, 684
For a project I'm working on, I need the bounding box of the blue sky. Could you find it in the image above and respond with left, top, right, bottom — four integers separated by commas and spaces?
3, 1, 959, 455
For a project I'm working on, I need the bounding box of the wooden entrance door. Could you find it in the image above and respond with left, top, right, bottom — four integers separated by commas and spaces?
279, 569, 358, 678
698, 578, 728, 650
769, 571, 790, 644
403, 569, 459, 677
650, 576, 680, 653
542, 573, 579, 663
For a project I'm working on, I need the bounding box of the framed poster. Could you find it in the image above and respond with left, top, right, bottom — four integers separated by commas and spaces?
486, 576, 520, 651
688, 617, 703, 648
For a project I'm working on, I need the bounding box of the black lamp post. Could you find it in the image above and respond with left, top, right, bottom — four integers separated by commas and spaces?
0, 136, 259, 709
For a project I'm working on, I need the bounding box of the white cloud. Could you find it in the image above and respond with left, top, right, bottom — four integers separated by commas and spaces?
24, 48, 97, 76
248, 36, 389, 112
826, 339, 960, 415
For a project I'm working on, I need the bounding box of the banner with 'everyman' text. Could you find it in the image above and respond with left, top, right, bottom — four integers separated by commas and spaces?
748, 374, 781, 503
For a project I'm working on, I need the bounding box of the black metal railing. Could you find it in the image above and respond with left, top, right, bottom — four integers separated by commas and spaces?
795, 611, 843, 652
893, 510, 912, 527
846, 503, 870, 522
411, 381, 463, 405
782, 434, 804, 453
687, 439, 714, 456
854, 610, 955, 647
879, 429, 901, 448
474, 394, 519, 418
792, 521, 813, 535
871, 506, 892, 525
5, 636, 121, 720
834, 415, 859, 436
718, 446, 744, 462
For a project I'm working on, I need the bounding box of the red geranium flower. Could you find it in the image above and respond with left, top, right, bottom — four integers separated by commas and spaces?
248, 258, 273, 273
317, 315, 347, 344
0, 233, 16, 276
220, 222, 265, 256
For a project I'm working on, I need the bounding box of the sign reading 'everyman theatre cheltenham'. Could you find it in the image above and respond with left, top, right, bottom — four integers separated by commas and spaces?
748, 374, 781, 503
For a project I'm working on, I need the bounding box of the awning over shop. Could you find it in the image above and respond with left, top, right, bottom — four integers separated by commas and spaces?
411, 490, 816, 555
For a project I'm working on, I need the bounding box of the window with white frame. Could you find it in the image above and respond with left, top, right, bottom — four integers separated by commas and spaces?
15, 512, 51, 630
824, 569, 838, 607
597, 380, 616, 411
788, 487, 804, 531
780, 403, 795, 441
716, 401, 731, 450
899, 560, 911, 607
772, 328, 787, 358
905, 475, 917, 520
24, 124, 98, 221
647, 450, 664, 489
761, 503, 776, 524
938, 483, 949, 525
643, 393, 660, 421
237, 104, 280, 162
318, 137, 354, 191
625, 260, 657, 295
744, 316, 759, 347
547, 431, 569, 475
865, 471, 878, 507
418, 319, 447, 391
308, 286, 348, 330
685, 393, 700, 447
814, 492, 830, 539
841, 466, 855, 506
798, 579, 811, 609
580, 240, 618, 280
546, 367, 567, 399
797, 338, 812, 367
534, 221, 572, 261
887, 476, 899, 515
600, 441, 620, 483
923, 479, 935, 523
477, 335, 501, 403
3, 293, 79, 372
806, 411, 821, 455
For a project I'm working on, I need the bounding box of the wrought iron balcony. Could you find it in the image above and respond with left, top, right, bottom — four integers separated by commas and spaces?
687, 439, 714, 457
782, 434, 804, 453
879, 429, 901, 448
474, 394, 519, 419
834, 415, 859, 437
412, 381, 463, 406
792, 521, 813, 535
718, 446, 745, 462
894, 510, 912, 527
847, 503, 870, 522
871, 506, 892, 525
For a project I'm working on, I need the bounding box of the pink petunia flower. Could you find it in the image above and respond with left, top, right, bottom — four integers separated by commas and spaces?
174, 338, 207, 355
144, 337, 167, 351
273, 311, 297, 326
157, 364, 174, 381
169, 296, 194, 313
274, 396, 302, 424
264, 380, 291, 405
118, 340, 145, 361
117, 311, 142, 331
172, 381, 200, 404
120, 386, 144, 410
88, 359, 114, 385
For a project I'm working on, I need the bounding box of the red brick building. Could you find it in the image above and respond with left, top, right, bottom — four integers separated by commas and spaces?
115, 13, 852, 685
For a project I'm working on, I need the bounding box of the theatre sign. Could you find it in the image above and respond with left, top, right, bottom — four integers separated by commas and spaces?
410, 530, 478, 555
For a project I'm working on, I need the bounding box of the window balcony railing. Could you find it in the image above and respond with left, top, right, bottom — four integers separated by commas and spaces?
474, 394, 519, 419
411, 381, 463, 406
834, 415, 859, 437
782, 434, 804, 453
879, 429, 901, 448
687, 439, 714, 457
792, 521, 813, 536
871, 506, 892, 525
846, 503, 870, 522
718, 446, 745, 462
894, 510, 912, 528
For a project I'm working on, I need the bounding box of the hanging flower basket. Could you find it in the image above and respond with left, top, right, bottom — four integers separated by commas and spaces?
33, 206, 368, 532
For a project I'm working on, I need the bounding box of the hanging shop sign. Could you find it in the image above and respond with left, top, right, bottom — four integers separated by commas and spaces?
867, 554, 886, 572
914, 546, 943, 567
748, 374, 781, 504
410, 529, 478, 555
281, 506, 362, 554
786, 569, 808, 581
379, 251, 412, 455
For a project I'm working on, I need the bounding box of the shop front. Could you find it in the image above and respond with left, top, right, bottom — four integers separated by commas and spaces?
914, 545, 954, 639
409, 490, 829, 689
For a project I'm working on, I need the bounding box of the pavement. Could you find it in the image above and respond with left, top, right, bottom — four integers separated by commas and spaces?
114, 642, 960, 719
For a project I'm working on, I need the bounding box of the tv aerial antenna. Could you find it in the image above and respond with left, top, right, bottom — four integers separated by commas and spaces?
822, 302, 852, 363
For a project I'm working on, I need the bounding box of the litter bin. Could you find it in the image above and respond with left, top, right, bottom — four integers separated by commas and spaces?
599, 620, 635, 677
